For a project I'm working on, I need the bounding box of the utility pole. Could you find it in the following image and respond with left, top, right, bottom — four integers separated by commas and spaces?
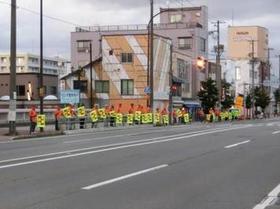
149, 0, 154, 111
8, 0, 17, 135
212, 20, 225, 107
39, 0, 44, 132
169, 44, 173, 125
249, 40, 257, 118
89, 42, 93, 108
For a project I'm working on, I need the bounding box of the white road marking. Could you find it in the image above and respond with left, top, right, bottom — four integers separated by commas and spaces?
0, 128, 225, 164
224, 140, 251, 149
267, 123, 274, 127
82, 164, 168, 190
253, 183, 280, 209
272, 130, 280, 135
0, 125, 250, 169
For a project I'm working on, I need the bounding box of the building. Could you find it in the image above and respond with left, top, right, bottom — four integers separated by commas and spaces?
0, 53, 67, 101
228, 26, 268, 61
71, 6, 208, 105
63, 34, 174, 110
227, 26, 270, 95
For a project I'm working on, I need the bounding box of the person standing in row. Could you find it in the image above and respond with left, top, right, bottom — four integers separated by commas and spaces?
54, 106, 62, 131
29, 105, 37, 134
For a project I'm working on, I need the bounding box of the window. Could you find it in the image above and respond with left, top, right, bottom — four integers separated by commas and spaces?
170, 14, 182, 23
200, 38, 206, 52
16, 85, 25, 96
121, 53, 133, 63
49, 86, 57, 95
235, 67, 241, 81
17, 57, 24, 65
73, 80, 88, 93
177, 59, 186, 79
77, 40, 91, 52
95, 80, 109, 93
1, 57, 8, 64
178, 37, 192, 50
121, 79, 134, 95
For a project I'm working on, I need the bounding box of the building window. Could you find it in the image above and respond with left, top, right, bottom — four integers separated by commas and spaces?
49, 86, 57, 95
73, 80, 88, 93
16, 85, 25, 96
17, 57, 24, 65
95, 80, 109, 93
121, 79, 134, 95
0, 66, 7, 72
77, 40, 91, 52
178, 37, 192, 50
235, 67, 241, 81
1, 57, 8, 64
121, 53, 133, 63
200, 38, 206, 52
170, 14, 182, 23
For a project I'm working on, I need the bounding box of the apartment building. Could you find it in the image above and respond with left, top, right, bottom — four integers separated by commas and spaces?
71, 6, 208, 104
0, 53, 67, 100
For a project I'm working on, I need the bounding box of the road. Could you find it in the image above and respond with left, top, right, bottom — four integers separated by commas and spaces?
0, 120, 280, 209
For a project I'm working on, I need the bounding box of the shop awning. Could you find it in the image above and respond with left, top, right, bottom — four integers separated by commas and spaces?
183, 100, 201, 108
172, 76, 186, 84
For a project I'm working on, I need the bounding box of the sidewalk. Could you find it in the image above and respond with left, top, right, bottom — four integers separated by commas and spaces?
0, 125, 63, 141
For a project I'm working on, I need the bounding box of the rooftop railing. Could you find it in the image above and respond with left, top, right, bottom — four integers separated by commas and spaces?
75, 22, 202, 32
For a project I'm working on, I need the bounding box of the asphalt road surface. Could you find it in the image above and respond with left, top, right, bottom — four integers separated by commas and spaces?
0, 120, 280, 209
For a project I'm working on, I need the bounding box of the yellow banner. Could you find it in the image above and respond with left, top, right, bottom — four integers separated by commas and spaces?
127, 114, 134, 124
37, 114, 46, 128
90, 110, 98, 122
116, 113, 123, 125
162, 115, 169, 125
98, 108, 106, 119
77, 106, 86, 117
62, 107, 71, 118
135, 111, 141, 121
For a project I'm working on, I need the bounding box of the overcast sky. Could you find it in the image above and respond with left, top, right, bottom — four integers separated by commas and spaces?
0, 0, 279, 74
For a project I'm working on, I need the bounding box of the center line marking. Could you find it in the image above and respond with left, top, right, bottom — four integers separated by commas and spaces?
82, 164, 168, 190
225, 140, 251, 149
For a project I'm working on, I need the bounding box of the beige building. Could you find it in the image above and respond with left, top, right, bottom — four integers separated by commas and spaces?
0, 53, 67, 100
228, 26, 268, 61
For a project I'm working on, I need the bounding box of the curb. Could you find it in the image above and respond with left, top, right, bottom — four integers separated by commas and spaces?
11, 131, 64, 140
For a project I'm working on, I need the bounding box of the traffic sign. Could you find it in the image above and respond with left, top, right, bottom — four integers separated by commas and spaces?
144, 86, 151, 94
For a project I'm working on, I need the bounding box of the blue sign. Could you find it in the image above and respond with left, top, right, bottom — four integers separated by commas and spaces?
60, 90, 80, 104
144, 86, 152, 94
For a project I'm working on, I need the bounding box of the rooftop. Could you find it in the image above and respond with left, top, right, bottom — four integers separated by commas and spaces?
75, 22, 202, 33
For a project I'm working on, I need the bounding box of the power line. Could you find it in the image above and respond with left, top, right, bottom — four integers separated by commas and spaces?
0, 0, 81, 27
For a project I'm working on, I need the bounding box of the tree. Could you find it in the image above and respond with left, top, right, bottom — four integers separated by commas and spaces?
197, 78, 218, 113
221, 79, 234, 110
254, 86, 270, 112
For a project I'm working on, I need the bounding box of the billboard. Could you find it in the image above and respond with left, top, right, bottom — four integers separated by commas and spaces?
60, 90, 80, 104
